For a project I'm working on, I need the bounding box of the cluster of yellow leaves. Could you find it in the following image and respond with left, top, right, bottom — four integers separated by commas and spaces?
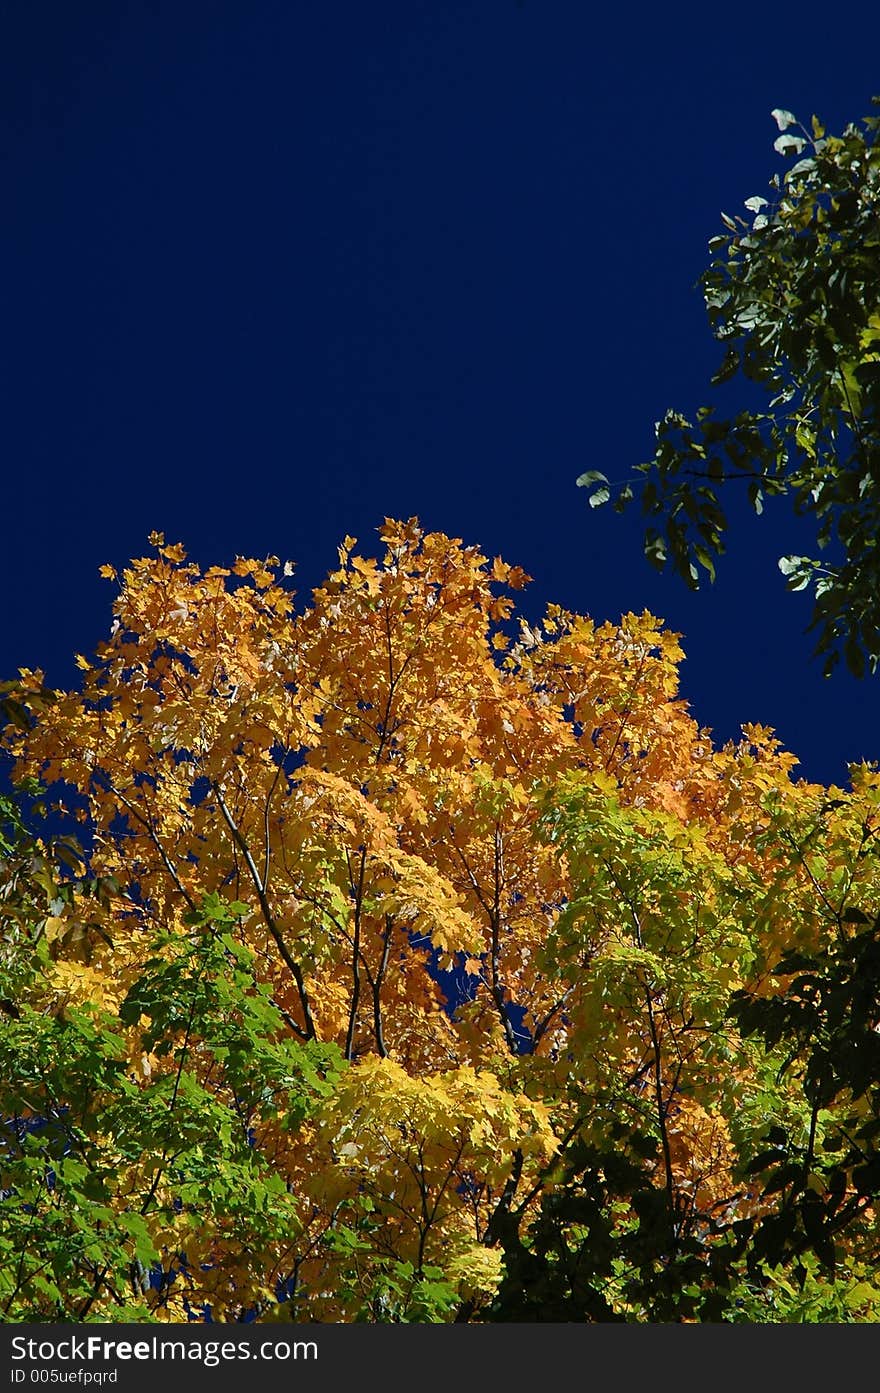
290, 1057, 556, 1313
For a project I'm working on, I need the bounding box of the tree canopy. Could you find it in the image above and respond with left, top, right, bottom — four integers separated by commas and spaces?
2, 522, 880, 1322
580, 99, 880, 677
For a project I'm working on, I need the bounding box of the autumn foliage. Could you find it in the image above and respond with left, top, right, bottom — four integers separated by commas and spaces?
2, 520, 880, 1321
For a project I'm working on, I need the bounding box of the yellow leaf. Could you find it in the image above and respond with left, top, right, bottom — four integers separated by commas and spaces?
159, 541, 187, 563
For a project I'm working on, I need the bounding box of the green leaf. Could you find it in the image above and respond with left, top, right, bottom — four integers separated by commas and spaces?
693, 544, 716, 582
778, 555, 812, 590
774, 134, 807, 157
771, 108, 797, 131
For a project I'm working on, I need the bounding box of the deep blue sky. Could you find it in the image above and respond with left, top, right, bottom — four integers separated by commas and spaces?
2, 1, 877, 789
